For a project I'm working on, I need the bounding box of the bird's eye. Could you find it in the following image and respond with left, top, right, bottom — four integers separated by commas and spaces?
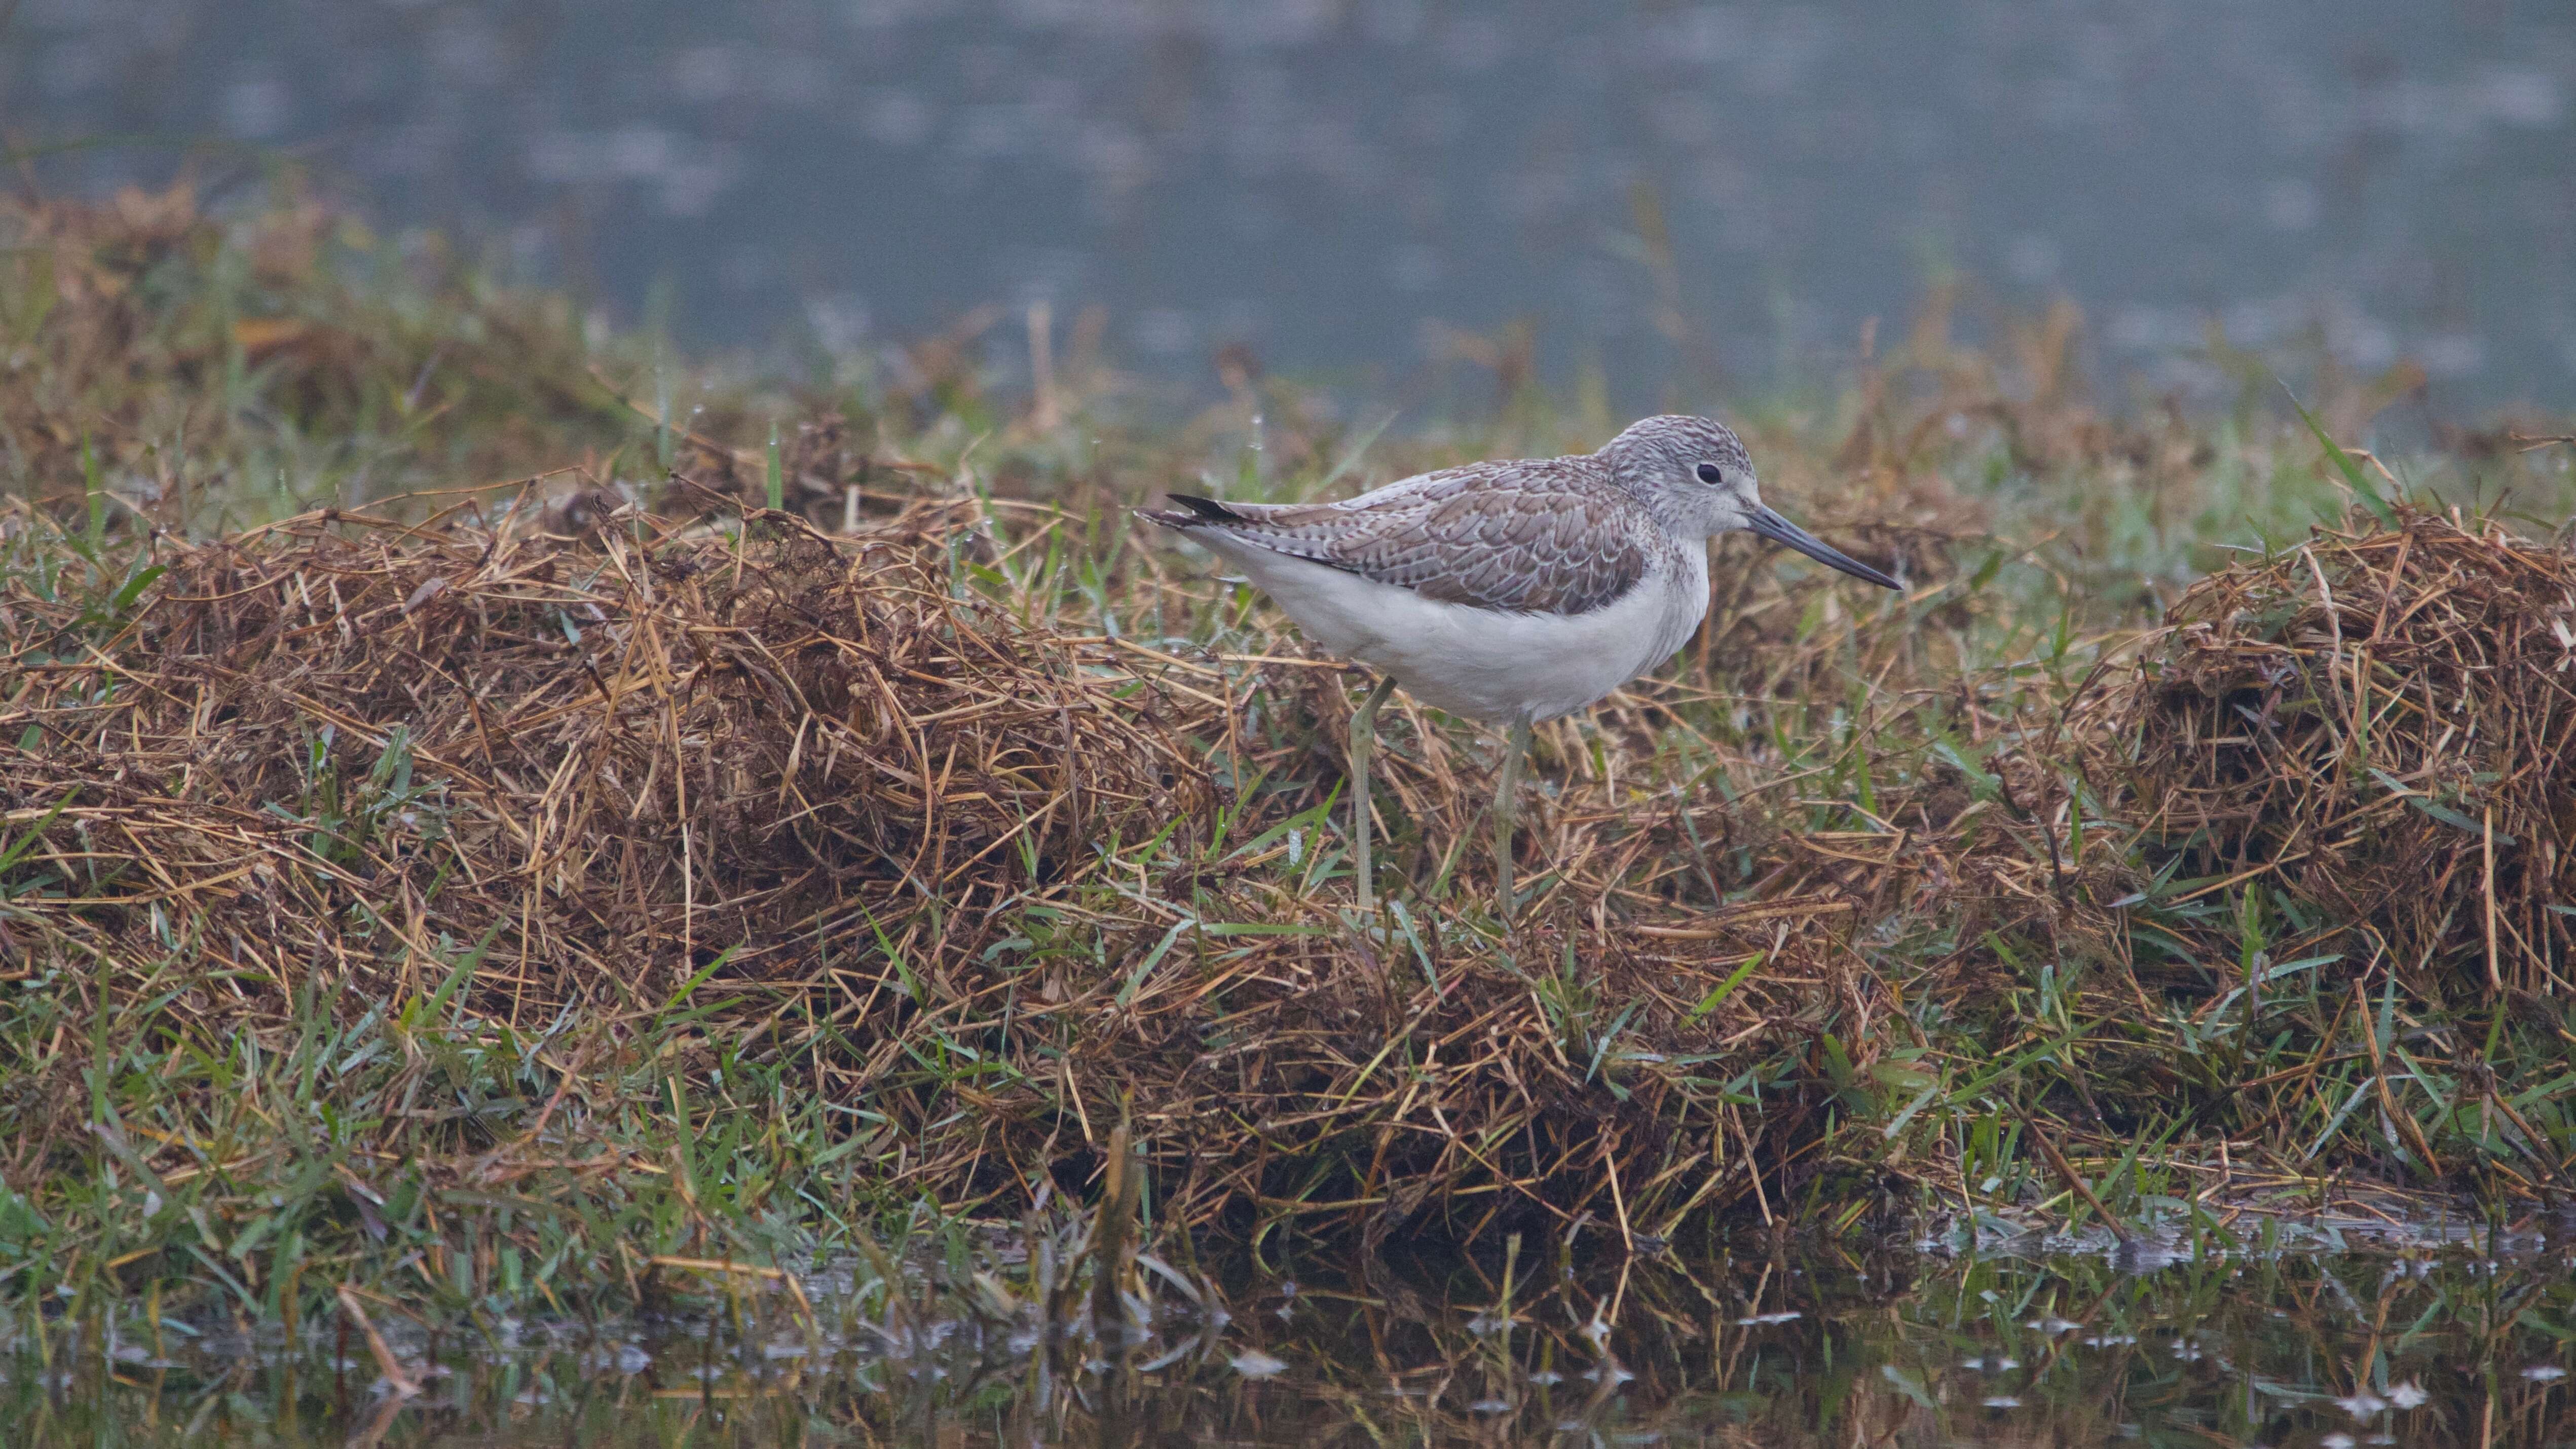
1695, 462, 1724, 485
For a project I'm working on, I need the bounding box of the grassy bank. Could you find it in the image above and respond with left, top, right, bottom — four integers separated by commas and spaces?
5, 183, 2576, 1342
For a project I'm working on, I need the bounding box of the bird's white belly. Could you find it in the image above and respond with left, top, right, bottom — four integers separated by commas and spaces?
1208, 540, 1709, 723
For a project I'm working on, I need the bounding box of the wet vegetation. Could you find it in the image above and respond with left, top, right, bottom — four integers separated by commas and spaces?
5, 182, 2576, 1414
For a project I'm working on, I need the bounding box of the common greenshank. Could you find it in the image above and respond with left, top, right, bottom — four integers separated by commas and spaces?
1143, 414, 1899, 916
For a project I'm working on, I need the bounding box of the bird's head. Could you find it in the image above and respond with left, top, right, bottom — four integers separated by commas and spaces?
1600, 414, 1900, 589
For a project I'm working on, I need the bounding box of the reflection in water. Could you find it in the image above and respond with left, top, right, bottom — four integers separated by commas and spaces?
5, 1, 2573, 408
11, 1227, 2576, 1445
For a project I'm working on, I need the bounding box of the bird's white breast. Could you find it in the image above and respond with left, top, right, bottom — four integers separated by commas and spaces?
1201, 537, 1710, 724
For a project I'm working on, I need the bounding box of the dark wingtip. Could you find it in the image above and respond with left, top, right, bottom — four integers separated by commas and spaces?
1139, 493, 1241, 529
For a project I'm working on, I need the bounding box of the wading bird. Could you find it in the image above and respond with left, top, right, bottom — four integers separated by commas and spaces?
1142, 414, 1899, 917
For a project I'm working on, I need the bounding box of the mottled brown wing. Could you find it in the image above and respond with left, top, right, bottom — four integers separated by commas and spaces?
1182, 459, 1653, 616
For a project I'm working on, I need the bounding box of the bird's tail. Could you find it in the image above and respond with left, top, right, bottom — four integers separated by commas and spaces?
1135, 493, 1245, 530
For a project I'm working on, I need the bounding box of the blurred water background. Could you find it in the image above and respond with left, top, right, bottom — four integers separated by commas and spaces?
4, 0, 2572, 413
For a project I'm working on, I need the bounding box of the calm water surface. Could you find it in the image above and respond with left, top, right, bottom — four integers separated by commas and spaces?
14, 1223, 2576, 1445
6, 1, 2574, 410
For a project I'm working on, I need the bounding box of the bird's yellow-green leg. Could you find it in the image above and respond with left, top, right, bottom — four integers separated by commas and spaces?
1492, 717, 1532, 919
1348, 675, 1398, 911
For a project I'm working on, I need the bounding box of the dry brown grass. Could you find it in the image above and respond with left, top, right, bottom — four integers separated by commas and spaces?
4, 502, 1210, 994
2125, 507, 2576, 996
14, 475, 2575, 1247
2, 495, 1947, 1245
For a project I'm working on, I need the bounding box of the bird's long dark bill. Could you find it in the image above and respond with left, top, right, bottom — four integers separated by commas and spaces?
1747, 506, 1901, 589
